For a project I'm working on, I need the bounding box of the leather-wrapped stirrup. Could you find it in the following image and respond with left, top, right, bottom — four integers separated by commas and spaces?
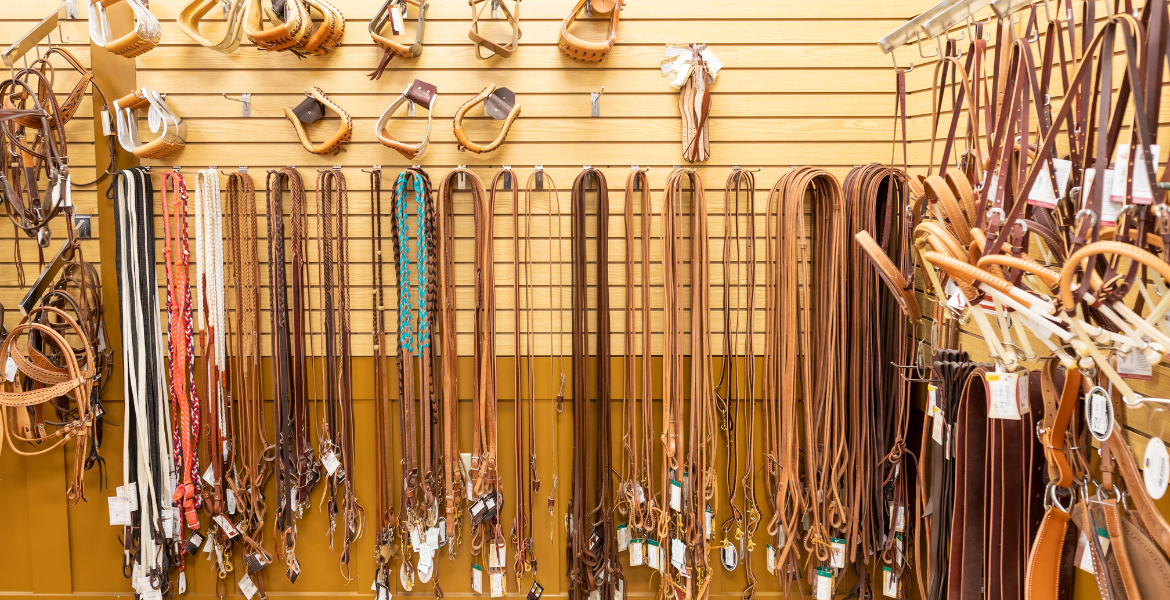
468, 0, 521, 59
369, 0, 428, 79
89, 0, 160, 58
375, 80, 437, 160
178, 0, 249, 53
282, 86, 352, 155
558, 0, 620, 62
453, 84, 520, 154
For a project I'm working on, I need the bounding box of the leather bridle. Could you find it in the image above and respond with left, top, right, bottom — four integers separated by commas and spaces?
511, 169, 538, 582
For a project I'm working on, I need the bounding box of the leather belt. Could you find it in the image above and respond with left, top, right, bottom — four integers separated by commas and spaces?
558, 0, 619, 62
284, 87, 352, 156
376, 80, 438, 160
469, 0, 521, 59
369, 0, 429, 79
453, 85, 521, 154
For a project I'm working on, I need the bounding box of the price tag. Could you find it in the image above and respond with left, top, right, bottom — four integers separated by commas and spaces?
178, 571, 187, 594
1111, 144, 1161, 205
927, 384, 938, 414
830, 538, 846, 569
101, 107, 113, 136
705, 504, 713, 539
4, 357, 18, 382
472, 564, 483, 594
670, 479, 682, 511
1075, 527, 1112, 573
815, 567, 833, 600
490, 571, 504, 598
491, 541, 506, 569
1119, 350, 1153, 380
426, 527, 440, 550
1086, 386, 1114, 441
1017, 370, 1031, 415
945, 422, 953, 460
108, 496, 132, 526
635, 483, 645, 504
986, 371, 1022, 420
1144, 437, 1170, 499
1028, 158, 1072, 209
882, 566, 897, 597
390, 3, 405, 34
647, 539, 661, 570
214, 514, 241, 539
141, 589, 162, 600
932, 409, 946, 445
1084, 168, 1121, 225
321, 450, 341, 475
118, 483, 139, 512
409, 527, 423, 552
162, 508, 176, 538
671, 538, 687, 570
766, 543, 776, 575
613, 579, 623, 600
888, 503, 905, 532
238, 574, 259, 599
617, 523, 629, 551
203, 464, 217, 486
629, 539, 644, 566
226, 489, 237, 514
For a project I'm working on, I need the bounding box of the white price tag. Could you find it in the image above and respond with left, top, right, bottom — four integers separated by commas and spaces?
614, 578, 625, 600
162, 508, 176, 538
889, 503, 905, 532
1143, 437, 1170, 499
671, 538, 686, 570
670, 479, 682, 511
882, 566, 897, 597
490, 571, 504, 598
1086, 386, 1114, 441
1075, 527, 1111, 573
1119, 350, 1153, 380
986, 371, 1022, 420
101, 107, 113, 136
409, 527, 422, 552
118, 483, 139, 512
1111, 144, 1161, 205
932, 410, 946, 445
617, 523, 629, 551
226, 488, 237, 514
815, 569, 833, 600
491, 542, 506, 569
203, 464, 217, 486
4, 357, 17, 382
1028, 158, 1072, 209
766, 543, 776, 575
830, 538, 845, 569
635, 483, 645, 504
1017, 371, 1031, 415
321, 450, 341, 475
927, 384, 938, 414
647, 540, 661, 570
1084, 168, 1121, 225
390, 3, 405, 34
238, 574, 259, 599
108, 497, 132, 526
472, 564, 483, 594
426, 527, 440, 550
629, 539, 644, 566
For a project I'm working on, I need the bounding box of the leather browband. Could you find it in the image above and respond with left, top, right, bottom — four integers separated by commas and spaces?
468, 0, 521, 59
282, 87, 352, 155
558, 0, 620, 62
375, 79, 438, 160
453, 84, 520, 154
369, 0, 428, 79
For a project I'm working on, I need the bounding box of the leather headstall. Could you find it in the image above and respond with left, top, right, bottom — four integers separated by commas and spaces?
88, 0, 161, 57
558, 0, 620, 62
375, 79, 437, 160
369, 0, 429, 79
468, 0, 521, 59
283, 86, 352, 155
453, 84, 520, 154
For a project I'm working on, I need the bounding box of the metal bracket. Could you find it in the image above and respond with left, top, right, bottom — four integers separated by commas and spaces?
239, 166, 248, 173
407, 100, 415, 117
223, 92, 251, 117
65, 0, 79, 19
73, 213, 91, 238
502, 165, 512, 190
458, 166, 467, 190
590, 87, 604, 117
491, 0, 500, 19
585, 0, 593, 17
631, 165, 640, 189
535, 165, 544, 190
222, 0, 231, 19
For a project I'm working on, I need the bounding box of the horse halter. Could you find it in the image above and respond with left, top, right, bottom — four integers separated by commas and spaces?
453, 84, 520, 154
375, 79, 438, 160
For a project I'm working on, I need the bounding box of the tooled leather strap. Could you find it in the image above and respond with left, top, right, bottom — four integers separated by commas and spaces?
558, 0, 619, 62
179, 0, 248, 53
453, 85, 521, 154
369, 0, 428, 79
245, 0, 312, 52
468, 0, 521, 59
376, 80, 438, 160
283, 87, 352, 155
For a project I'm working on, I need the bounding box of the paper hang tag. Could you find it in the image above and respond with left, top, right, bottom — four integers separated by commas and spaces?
226, 488, 237, 514
472, 564, 484, 594
882, 566, 897, 597
613, 579, 623, 600
202, 464, 217, 487
670, 479, 682, 511
766, 543, 776, 575
932, 409, 946, 446
390, 3, 405, 34
617, 523, 629, 550
245, 551, 271, 573
815, 567, 834, 600
183, 531, 205, 555
101, 107, 113, 136
108, 497, 132, 526
409, 527, 423, 552
629, 539, 644, 566
1111, 144, 1162, 205
647, 540, 661, 570
635, 482, 646, 504
418, 553, 434, 582
527, 580, 545, 600
986, 371, 1023, 420
1028, 158, 1072, 209
830, 538, 846, 569
1144, 437, 1170, 499
1083, 168, 1122, 226
484, 88, 516, 120
214, 514, 242, 540
888, 503, 905, 532
117, 482, 139, 512
1085, 386, 1115, 441
287, 557, 302, 584
721, 542, 738, 571
321, 449, 341, 474
705, 504, 713, 539
238, 574, 259, 599
1119, 350, 1153, 380
162, 508, 176, 539
426, 527, 441, 550
292, 97, 326, 124
670, 538, 687, 570
491, 541, 506, 569
178, 570, 187, 595
927, 384, 938, 414
1075, 527, 1112, 574
4, 357, 18, 382
490, 571, 505, 598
